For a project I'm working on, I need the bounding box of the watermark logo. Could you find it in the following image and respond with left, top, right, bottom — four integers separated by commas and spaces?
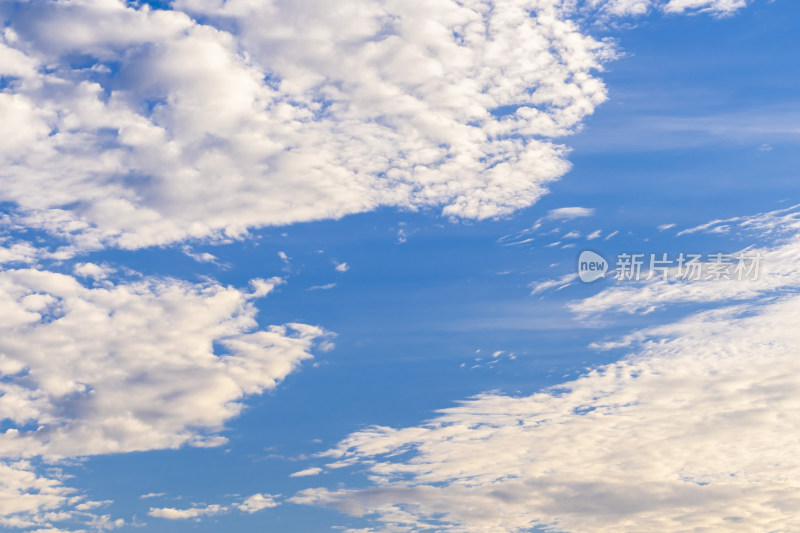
577, 250, 763, 283
578, 250, 608, 283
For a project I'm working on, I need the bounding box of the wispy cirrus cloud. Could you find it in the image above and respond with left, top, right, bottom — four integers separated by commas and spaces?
571, 204, 800, 316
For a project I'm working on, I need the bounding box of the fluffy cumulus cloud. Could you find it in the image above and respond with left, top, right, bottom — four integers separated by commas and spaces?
0, 0, 750, 252
0, 461, 75, 530
294, 292, 800, 532
149, 504, 228, 520
236, 493, 280, 513
0, 0, 619, 250
0, 268, 322, 459
0, 460, 125, 531
0, 264, 322, 529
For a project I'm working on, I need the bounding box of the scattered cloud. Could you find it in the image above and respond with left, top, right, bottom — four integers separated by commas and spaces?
86, 514, 125, 530
181, 247, 220, 264
290, 467, 324, 478
149, 504, 227, 520
236, 493, 280, 513
663, 0, 748, 15
544, 207, 596, 221
308, 283, 337, 291
139, 493, 165, 500
396, 229, 409, 244
73, 262, 114, 280
149, 492, 280, 521
530, 273, 577, 295
0, 460, 125, 531
334, 262, 349, 273
594, 0, 749, 16
249, 276, 285, 298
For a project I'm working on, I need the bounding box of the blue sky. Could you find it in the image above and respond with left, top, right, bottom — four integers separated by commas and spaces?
0, 1, 799, 532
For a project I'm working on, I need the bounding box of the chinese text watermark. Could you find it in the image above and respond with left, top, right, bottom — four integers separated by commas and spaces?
578, 250, 763, 283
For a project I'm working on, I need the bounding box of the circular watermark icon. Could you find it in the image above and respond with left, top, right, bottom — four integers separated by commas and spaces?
577, 250, 608, 283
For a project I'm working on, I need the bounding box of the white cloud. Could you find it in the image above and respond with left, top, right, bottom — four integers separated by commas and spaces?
86, 514, 125, 531
0, 0, 752, 251
290, 467, 324, 478
139, 493, 165, 500
0, 238, 74, 265
236, 493, 280, 513
294, 293, 800, 532
334, 262, 349, 273
0, 461, 74, 525
249, 276, 285, 298
0, 241, 41, 264
308, 283, 337, 291
0, 258, 320, 531
0, 0, 617, 250
0, 268, 322, 459
544, 207, 595, 221
396, 229, 408, 244
529, 273, 576, 295
663, 0, 748, 15
0, 460, 122, 531
181, 247, 219, 264
149, 493, 279, 521
588, 0, 748, 16
149, 504, 227, 520
72, 262, 114, 280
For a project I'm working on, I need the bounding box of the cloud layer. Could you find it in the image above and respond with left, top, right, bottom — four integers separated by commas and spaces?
0, 1, 756, 530
296, 293, 800, 532
0, 0, 623, 250
0, 0, 750, 252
